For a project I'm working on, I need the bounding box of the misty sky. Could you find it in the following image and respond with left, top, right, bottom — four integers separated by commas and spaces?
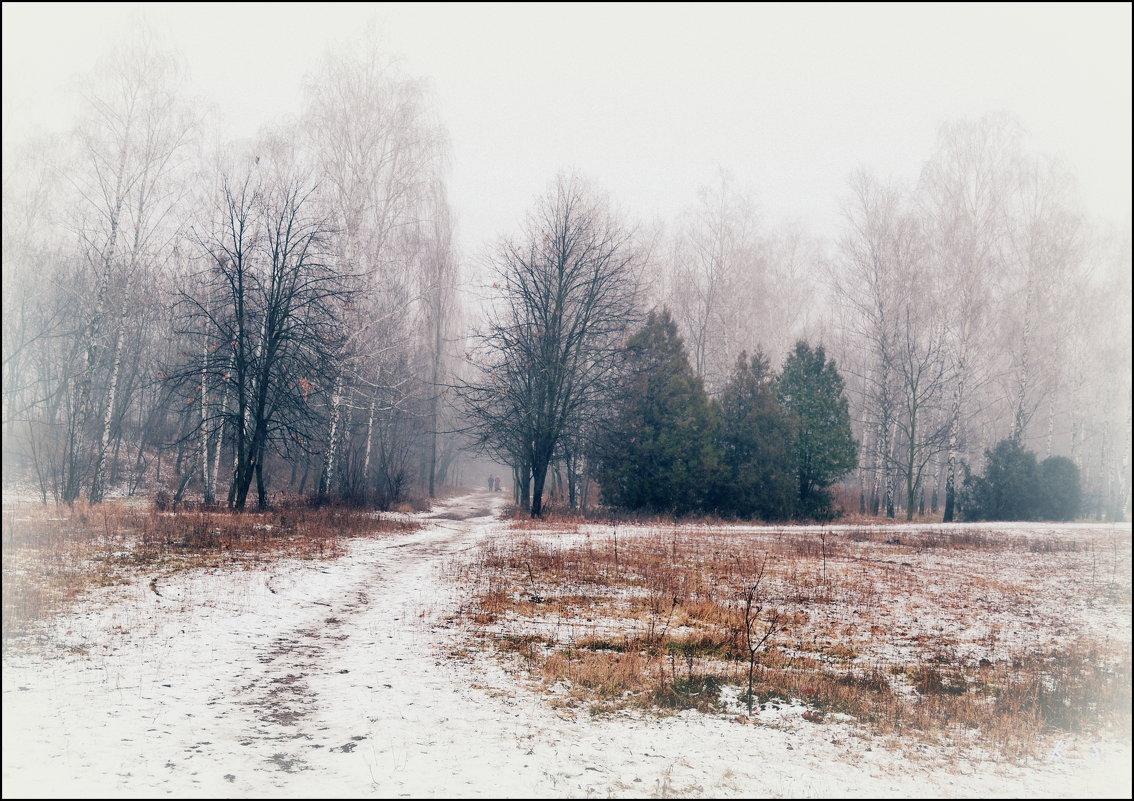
3, 2, 1131, 260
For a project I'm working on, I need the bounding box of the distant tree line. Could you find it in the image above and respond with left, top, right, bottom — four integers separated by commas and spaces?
826, 116, 1129, 523
461, 128, 1128, 522
461, 214, 859, 520
2, 36, 465, 510
649, 122, 1129, 524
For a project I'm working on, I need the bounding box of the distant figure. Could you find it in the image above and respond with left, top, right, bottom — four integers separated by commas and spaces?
487, 474, 494, 491
494, 476, 502, 493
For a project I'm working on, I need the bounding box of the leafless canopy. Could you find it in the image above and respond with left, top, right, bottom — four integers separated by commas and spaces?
459, 174, 644, 517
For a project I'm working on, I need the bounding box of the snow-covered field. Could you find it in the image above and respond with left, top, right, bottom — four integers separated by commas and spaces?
2, 491, 1130, 798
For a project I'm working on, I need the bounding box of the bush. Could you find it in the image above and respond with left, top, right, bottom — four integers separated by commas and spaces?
961, 439, 1080, 522
1038, 455, 1081, 522
961, 439, 1039, 521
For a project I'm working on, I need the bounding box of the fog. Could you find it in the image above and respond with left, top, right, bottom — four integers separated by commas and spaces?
4, 3, 1131, 255
2, 9, 1132, 794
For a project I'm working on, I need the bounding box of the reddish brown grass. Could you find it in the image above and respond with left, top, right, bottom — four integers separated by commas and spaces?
2, 499, 419, 645
457, 518, 1132, 759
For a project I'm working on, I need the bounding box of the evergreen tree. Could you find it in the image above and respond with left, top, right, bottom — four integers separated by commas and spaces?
714, 351, 796, 519
777, 341, 858, 518
594, 309, 720, 515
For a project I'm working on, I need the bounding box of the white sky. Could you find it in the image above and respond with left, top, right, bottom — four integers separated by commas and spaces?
3, 2, 1131, 259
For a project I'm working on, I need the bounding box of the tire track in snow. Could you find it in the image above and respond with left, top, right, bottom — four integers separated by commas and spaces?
234, 492, 502, 787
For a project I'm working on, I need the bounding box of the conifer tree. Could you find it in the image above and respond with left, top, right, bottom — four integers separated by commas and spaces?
714, 351, 795, 519
594, 309, 720, 515
960, 438, 1040, 521
777, 341, 858, 518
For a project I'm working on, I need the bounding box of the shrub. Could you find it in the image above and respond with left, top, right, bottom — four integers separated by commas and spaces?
961, 439, 1039, 521
961, 439, 1081, 522
1038, 455, 1081, 522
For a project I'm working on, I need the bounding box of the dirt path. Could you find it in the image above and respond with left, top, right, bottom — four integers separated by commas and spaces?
3, 491, 523, 797
2, 491, 1129, 798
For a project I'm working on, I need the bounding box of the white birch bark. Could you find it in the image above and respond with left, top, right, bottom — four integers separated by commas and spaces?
89, 319, 124, 503
319, 372, 345, 496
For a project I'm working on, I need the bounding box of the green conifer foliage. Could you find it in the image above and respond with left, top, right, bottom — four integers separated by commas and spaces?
594, 310, 720, 515
714, 351, 796, 519
1039, 455, 1081, 522
776, 341, 858, 518
960, 440, 1081, 521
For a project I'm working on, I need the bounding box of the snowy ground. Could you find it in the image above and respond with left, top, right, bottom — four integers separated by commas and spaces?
2, 490, 1130, 798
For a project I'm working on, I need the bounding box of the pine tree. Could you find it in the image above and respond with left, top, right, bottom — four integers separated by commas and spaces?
714, 351, 796, 519
594, 309, 720, 515
777, 341, 858, 518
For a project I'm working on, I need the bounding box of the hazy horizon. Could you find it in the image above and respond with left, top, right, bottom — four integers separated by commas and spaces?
3, 2, 1130, 259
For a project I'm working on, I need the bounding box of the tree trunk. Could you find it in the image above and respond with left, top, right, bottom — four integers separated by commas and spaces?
256, 457, 267, 509
62, 373, 90, 505
428, 324, 442, 499
531, 459, 548, 518
200, 337, 215, 505
514, 460, 531, 512
210, 374, 229, 502
89, 321, 124, 503
320, 372, 345, 497
905, 404, 917, 521
362, 395, 376, 501
566, 450, 579, 509
173, 463, 197, 506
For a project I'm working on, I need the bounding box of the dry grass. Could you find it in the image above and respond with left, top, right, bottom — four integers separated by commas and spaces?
455, 518, 1132, 760
2, 498, 419, 645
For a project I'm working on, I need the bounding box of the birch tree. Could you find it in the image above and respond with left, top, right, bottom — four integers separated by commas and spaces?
301, 40, 448, 501
1000, 154, 1084, 446
61, 38, 194, 503
832, 170, 902, 516
183, 167, 349, 510
919, 115, 1015, 520
666, 171, 763, 394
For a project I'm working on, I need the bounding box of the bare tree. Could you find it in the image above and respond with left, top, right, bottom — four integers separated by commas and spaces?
417, 181, 461, 498
666, 170, 762, 394
301, 39, 449, 502
461, 174, 643, 517
844, 173, 957, 520
664, 172, 819, 397
738, 555, 787, 717
1000, 153, 1084, 446
832, 170, 902, 517
890, 226, 952, 521
182, 167, 349, 510
919, 114, 1015, 520
55, 37, 195, 503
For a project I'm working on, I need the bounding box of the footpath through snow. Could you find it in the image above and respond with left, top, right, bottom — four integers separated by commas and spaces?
2, 490, 1130, 798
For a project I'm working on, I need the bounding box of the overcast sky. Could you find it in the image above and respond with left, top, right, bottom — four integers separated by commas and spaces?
3, 2, 1131, 259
